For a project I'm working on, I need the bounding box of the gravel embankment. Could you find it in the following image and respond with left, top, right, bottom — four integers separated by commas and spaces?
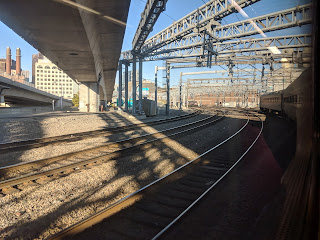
0, 110, 206, 168
0, 110, 244, 239
0, 110, 192, 144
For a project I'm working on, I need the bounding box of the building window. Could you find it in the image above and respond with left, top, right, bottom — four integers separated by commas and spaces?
37, 65, 43, 69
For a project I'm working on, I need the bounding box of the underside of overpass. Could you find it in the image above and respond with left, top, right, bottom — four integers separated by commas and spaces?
3, 96, 52, 106
0, 0, 131, 112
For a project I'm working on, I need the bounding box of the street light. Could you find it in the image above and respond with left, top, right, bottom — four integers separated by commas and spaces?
53, 80, 63, 110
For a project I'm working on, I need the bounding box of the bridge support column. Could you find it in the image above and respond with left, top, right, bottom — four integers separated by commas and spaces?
0, 86, 8, 106
0, 95, 4, 106
79, 82, 100, 112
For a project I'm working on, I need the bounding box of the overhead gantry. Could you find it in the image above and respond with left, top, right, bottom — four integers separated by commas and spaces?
0, 0, 131, 112
119, 0, 312, 115
119, 0, 264, 115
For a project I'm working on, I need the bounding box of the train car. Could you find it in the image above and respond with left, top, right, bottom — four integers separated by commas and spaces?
282, 69, 312, 121
260, 69, 312, 121
260, 91, 282, 113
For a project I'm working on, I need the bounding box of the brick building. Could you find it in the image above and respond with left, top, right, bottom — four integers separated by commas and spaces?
0, 47, 29, 83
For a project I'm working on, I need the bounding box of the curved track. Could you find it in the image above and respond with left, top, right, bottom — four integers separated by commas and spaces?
46, 111, 263, 240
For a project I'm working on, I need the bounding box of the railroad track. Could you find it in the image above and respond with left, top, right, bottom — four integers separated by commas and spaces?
0, 112, 225, 195
46, 111, 263, 240
0, 111, 201, 153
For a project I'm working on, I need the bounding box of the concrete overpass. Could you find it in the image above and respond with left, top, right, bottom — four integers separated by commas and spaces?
0, 0, 131, 112
0, 75, 71, 107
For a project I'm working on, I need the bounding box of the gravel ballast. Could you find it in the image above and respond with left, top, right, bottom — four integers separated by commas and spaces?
0, 110, 244, 239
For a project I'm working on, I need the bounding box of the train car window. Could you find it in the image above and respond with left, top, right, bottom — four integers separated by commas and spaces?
300, 94, 304, 104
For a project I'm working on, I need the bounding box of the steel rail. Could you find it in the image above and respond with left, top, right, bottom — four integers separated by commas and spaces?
0, 111, 200, 153
152, 112, 263, 239
46, 111, 250, 240
0, 114, 225, 193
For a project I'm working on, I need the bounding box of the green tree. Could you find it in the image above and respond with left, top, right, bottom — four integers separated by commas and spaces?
72, 93, 79, 107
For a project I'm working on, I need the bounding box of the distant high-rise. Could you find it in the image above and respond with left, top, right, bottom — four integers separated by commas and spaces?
34, 53, 77, 99
32, 53, 44, 84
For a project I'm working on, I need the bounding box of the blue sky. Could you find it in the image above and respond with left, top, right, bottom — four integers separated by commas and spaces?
0, 0, 312, 86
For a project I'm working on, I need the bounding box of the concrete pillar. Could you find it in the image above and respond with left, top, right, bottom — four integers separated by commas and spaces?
0, 95, 4, 105
132, 56, 137, 114
118, 61, 122, 108
16, 48, 21, 75
79, 82, 100, 112
138, 57, 143, 114
6, 47, 11, 75
124, 63, 129, 111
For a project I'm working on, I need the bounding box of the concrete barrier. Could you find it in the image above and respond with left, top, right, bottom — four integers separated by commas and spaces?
0, 106, 54, 114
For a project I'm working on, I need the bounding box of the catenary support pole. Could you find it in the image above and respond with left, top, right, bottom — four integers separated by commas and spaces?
124, 62, 129, 111
155, 66, 158, 115
132, 55, 137, 114
118, 61, 122, 108
139, 57, 143, 114
179, 72, 182, 110
166, 61, 170, 115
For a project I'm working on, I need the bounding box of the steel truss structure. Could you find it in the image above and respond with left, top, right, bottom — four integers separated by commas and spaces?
132, 0, 168, 53
144, 34, 311, 60
118, 0, 313, 115
122, 4, 312, 61
139, 0, 261, 55
211, 3, 311, 40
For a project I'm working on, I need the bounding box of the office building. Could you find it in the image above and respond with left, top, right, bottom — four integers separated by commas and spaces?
34, 54, 76, 99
